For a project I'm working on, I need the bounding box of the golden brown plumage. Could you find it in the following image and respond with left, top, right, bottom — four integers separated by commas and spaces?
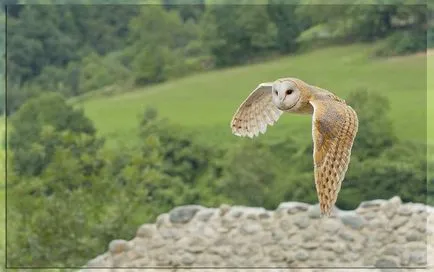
230, 77, 359, 216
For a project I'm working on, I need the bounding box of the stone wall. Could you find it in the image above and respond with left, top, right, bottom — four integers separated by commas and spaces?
84, 196, 434, 272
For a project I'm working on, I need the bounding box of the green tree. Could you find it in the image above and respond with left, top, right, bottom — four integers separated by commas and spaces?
345, 88, 396, 160
126, 5, 201, 84
162, 0, 205, 22
200, 3, 278, 67
340, 141, 427, 209
216, 140, 278, 208
138, 107, 229, 206
8, 92, 100, 177
6, 6, 78, 84
78, 51, 131, 93
298, 1, 427, 55
267, 0, 310, 53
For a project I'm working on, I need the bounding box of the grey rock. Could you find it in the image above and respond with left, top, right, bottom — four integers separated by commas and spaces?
154, 251, 173, 265
409, 249, 427, 265
408, 203, 427, 213
279, 218, 291, 231
195, 209, 215, 222
181, 252, 196, 265
234, 243, 261, 258
301, 225, 317, 242
294, 215, 310, 229
108, 239, 129, 255
358, 199, 387, 209
213, 237, 230, 247
340, 211, 366, 229
228, 209, 243, 218
415, 221, 427, 233
301, 241, 319, 249
257, 232, 274, 245
259, 211, 274, 230
169, 205, 203, 224
406, 230, 423, 242
259, 212, 271, 220
185, 235, 208, 253
277, 201, 310, 214
363, 211, 380, 221
147, 236, 167, 249
369, 218, 387, 229
339, 230, 356, 241
246, 213, 258, 220
136, 224, 157, 238
397, 205, 413, 216
156, 213, 170, 228
348, 240, 364, 252
382, 245, 401, 256
295, 250, 309, 261
201, 225, 217, 238
375, 230, 394, 243
218, 204, 231, 216
240, 220, 262, 235
321, 218, 341, 233
340, 252, 355, 263
375, 256, 399, 268
280, 235, 302, 252
159, 227, 181, 240
333, 243, 348, 254
389, 196, 403, 205
221, 216, 238, 229
265, 245, 285, 261
391, 216, 408, 229
209, 245, 232, 257
307, 204, 322, 218
382, 196, 402, 219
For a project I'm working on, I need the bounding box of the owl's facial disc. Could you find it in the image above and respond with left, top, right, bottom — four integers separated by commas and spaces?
271, 80, 301, 111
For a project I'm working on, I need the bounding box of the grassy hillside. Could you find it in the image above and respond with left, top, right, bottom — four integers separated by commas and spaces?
79, 43, 428, 148
428, 51, 434, 146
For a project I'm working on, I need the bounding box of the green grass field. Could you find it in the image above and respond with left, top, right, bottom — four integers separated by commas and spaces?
428, 51, 434, 144
79, 43, 429, 148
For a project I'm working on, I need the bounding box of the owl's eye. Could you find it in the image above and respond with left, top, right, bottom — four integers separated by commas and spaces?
274, 90, 278, 95
286, 89, 293, 95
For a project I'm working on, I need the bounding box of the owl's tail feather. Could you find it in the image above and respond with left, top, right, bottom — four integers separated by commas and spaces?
317, 186, 338, 217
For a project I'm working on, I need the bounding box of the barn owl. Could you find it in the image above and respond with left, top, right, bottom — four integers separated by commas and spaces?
230, 78, 358, 216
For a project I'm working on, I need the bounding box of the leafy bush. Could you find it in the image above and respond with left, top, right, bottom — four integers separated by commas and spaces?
374, 29, 427, 57
79, 51, 131, 93
345, 88, 397, 160
8, 92, 99, 177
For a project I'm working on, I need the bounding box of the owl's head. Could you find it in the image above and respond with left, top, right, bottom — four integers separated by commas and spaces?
271, 79, 306, 112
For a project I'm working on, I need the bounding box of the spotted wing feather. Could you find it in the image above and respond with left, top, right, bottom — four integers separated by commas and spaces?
310, 99, 358, 216
231, 83, 282, 138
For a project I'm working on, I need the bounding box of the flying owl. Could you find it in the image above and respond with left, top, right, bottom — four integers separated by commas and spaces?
230, 77, 358, 216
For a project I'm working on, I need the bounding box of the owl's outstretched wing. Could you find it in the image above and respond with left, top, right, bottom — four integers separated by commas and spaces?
230, 82, 282, 138
310, 99, 358, 216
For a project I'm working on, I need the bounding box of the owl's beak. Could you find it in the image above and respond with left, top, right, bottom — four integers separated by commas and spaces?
279, 95, 287, 106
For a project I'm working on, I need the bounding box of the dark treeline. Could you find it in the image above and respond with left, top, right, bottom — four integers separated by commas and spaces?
2, 1, 431, 115
3, 1, 432, 267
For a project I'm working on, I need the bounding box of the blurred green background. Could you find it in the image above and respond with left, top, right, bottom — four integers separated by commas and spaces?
0, 0, 432, 269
